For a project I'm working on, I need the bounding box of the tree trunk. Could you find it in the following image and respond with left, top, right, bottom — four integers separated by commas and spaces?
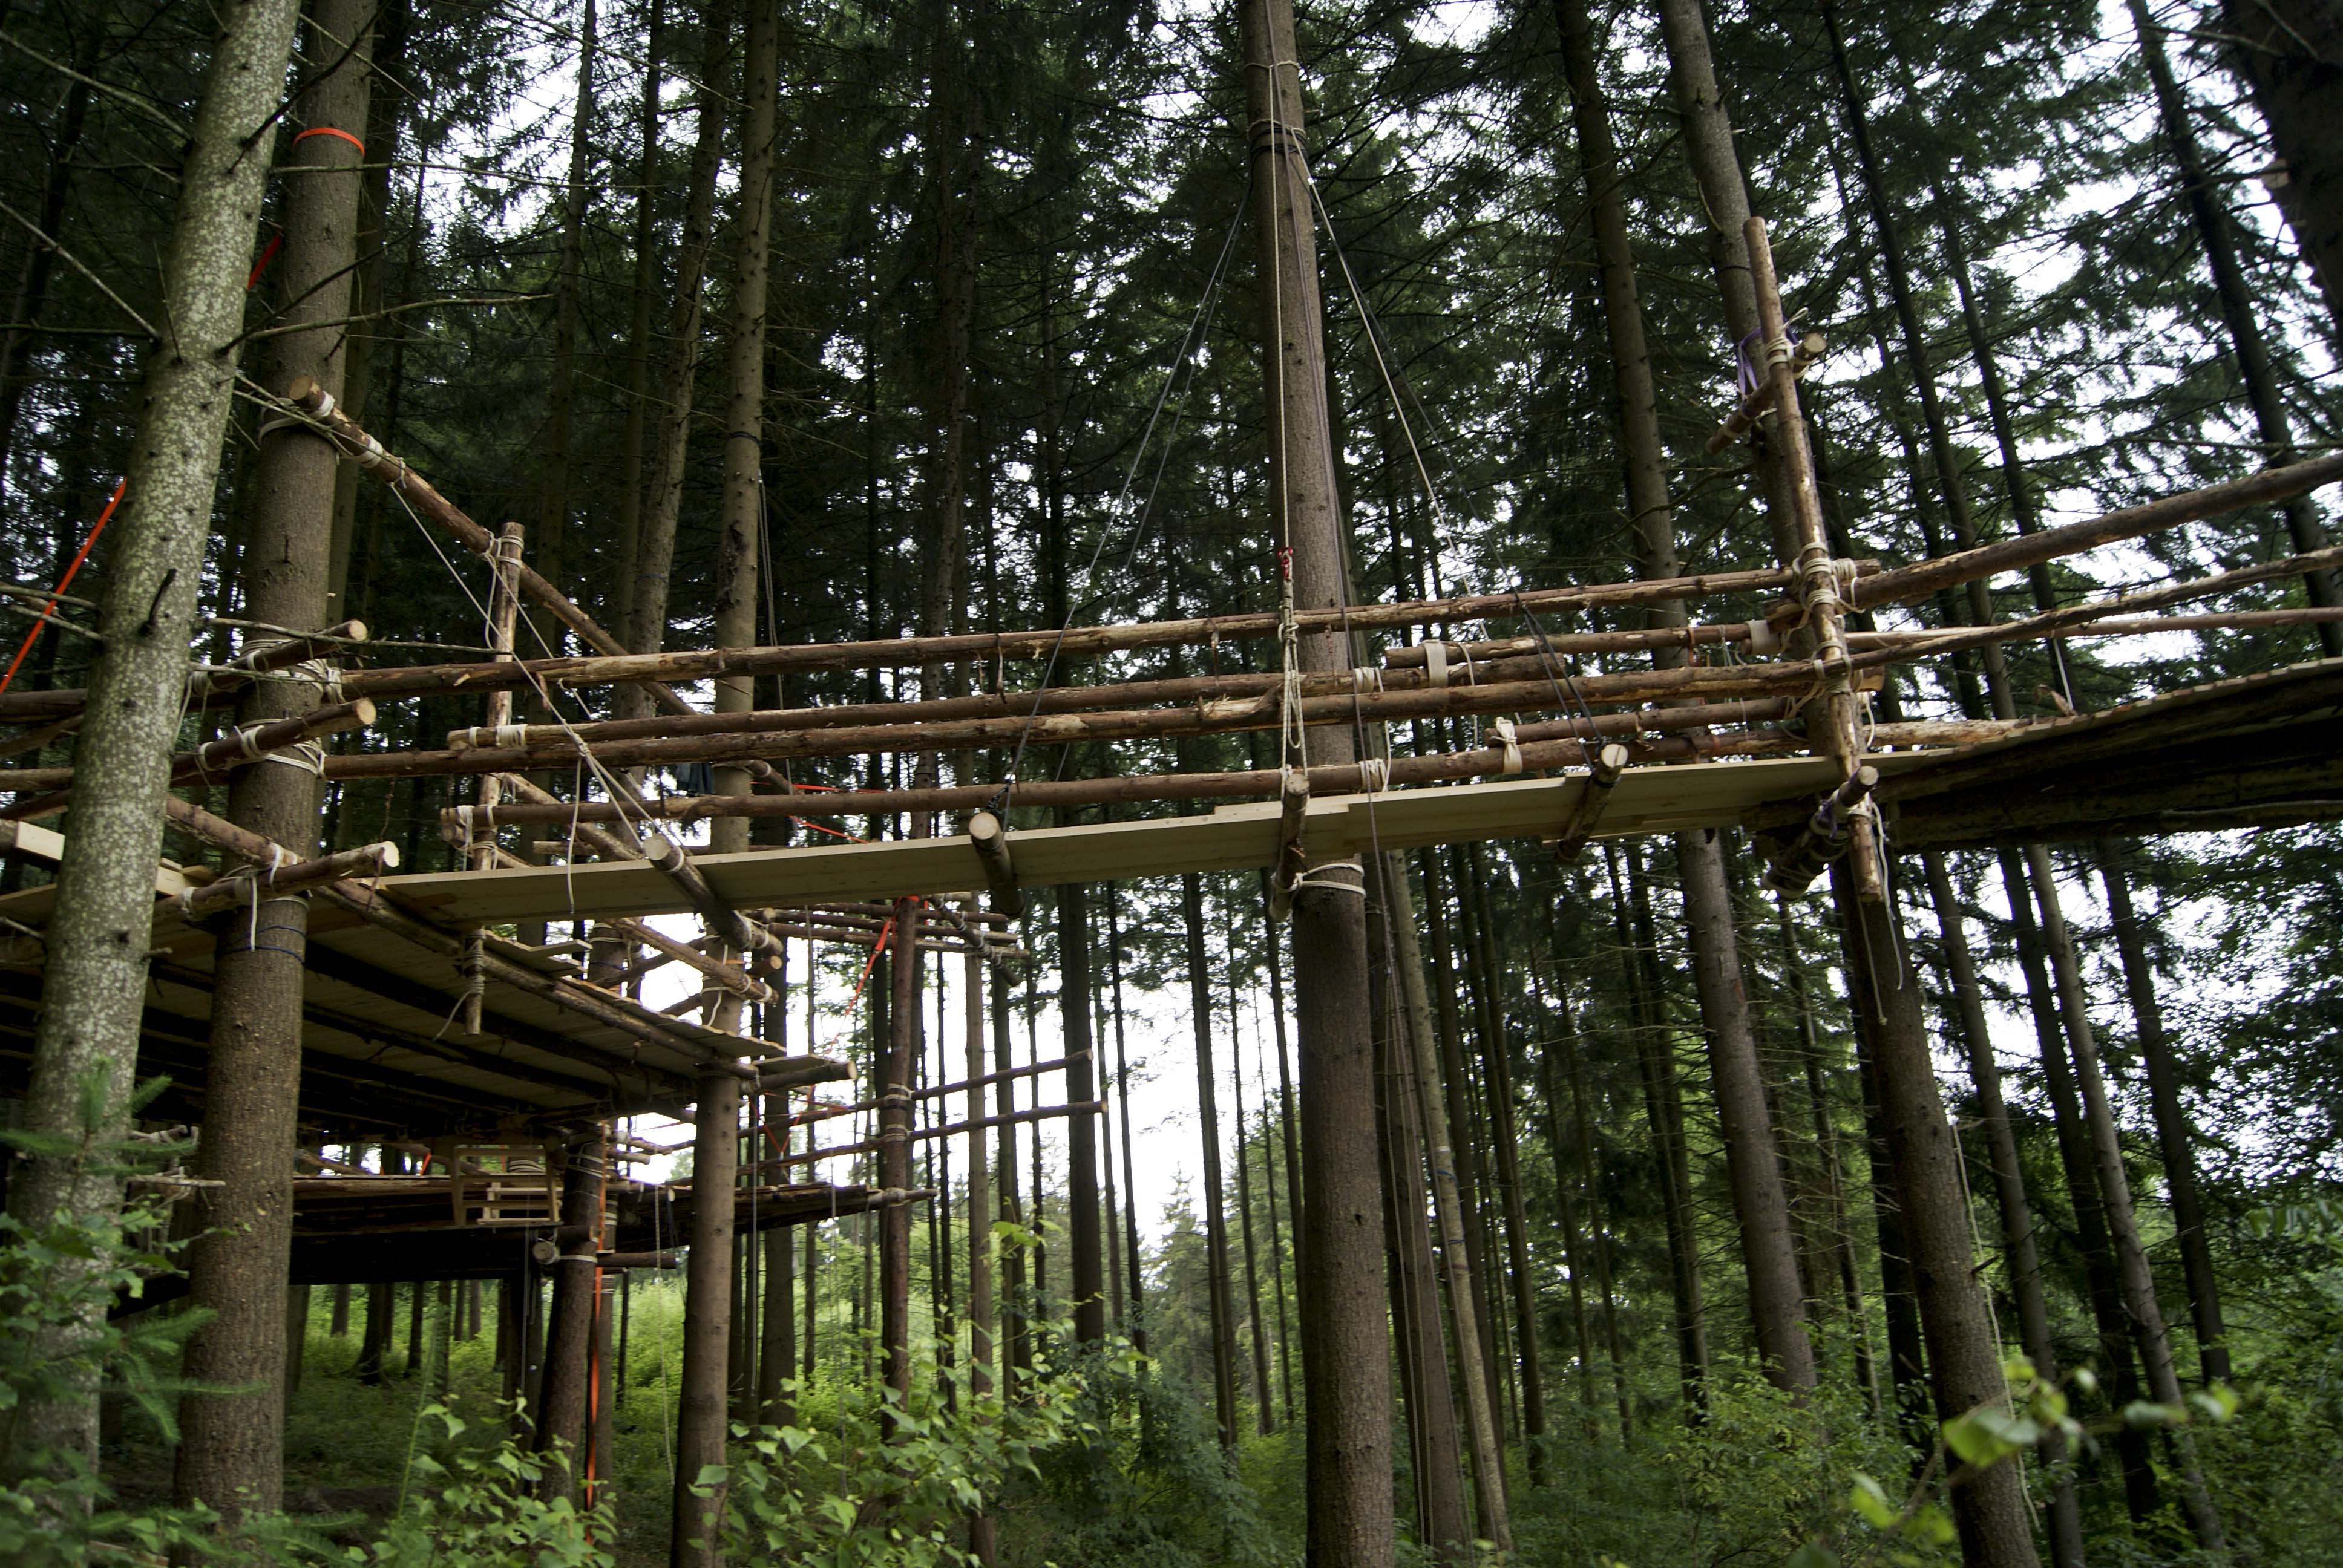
1849, 990, 1930, 1445
533, 0, 597, 601
1182, 874, 1241, 1452
1554, 993, 1633, 1443
1608, 843, 1708, 1411
2096, 844, 2228, 1385
1230, 997, 1275, 1434
611, 0, 664, 638
1833, 859, 2042, 1568
536, 1131, 610, 1500
622, 7, 732, 717
992, 947, 1027, 1381
1060, 877, 1105, 1345
1107, 888, 1149, 1352
1239, 4, 1394, 1552
1996, 846, 2162, 1523
1426, 854, 1504, 1432
0, 22, 96, 508
1370, 907, 1469, 1566
672, 1070, 740, 1568
175, 0, 375, 1517
1382, 857, 1511, 1549
0, 0, 302, 1492
882, 903, 920, 1413
1921, 852, 2086, 1568
2221, 0, 2343, 336
2025, 846, 2227, 1553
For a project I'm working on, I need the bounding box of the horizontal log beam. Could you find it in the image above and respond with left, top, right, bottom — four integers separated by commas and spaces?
1850, 453, 2343, 612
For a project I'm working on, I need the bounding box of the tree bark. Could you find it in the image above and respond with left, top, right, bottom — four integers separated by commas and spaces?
174, 0, 374, 1518
2221, 0, 2343, 337
672, 1069, 739, 1568
1920, 851, 2085, 1568
0, 19, 96, 508
1230, 988, 1275, 1434
621, 6, 732, 719
1239, 3, 1394, 1553
1384, 857, 1510, 1550
1183, 874, 1241, 1452
611, 0, 664, 638
0, 0, 302, 1492
536, 1131, 609, 1500
2026, 845, 2227, 1553
2095, 843, 2227, 1385
1833, 858, 2042, 1568
534, 0, 598, 601
1107, 888, 1149, 1352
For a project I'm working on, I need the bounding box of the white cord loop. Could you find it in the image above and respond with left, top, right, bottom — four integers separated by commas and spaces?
1492, 717, 1523, 775
1424, 639, 1449, 688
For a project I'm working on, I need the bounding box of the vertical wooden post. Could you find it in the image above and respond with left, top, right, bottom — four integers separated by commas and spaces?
1384, 855, 1512, 1552
881, 900, 920, 1412
1182, 874, 1240, 1454
536, 1128, 609, 1500
671, 1068, 740, 1568
172, 0, 376, 1520
1237, 3, 1394, 1554
962, 910, 997, 1565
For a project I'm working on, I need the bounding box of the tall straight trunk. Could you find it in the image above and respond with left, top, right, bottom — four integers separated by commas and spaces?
622, 7, 732, 715
1921, 852, 2086, 1568
1108, 888, 1148, 1351
611, 0, 664, 638
672, 1070, 740, 1568
534, 0, 597, 601
0, 23, 94, 505
1256, 1004, 1297, 1425
1241, 8, 1394, 1552
882, 905, 920, 1411
1182, 874, 1241, 1452
1832, 860, 2042, 1568
1461, 850, 1546, 1458
1371, 915, 1469, 1567
1775, 900, 1879, 1418
1260, 875, 1306, 1299
1554, 993, 1633, 1442
1059, 875, 1106, 1344
1573, 0, 1814, 1397
361, 1279, 395, 1385
2025, 847, 2228, 1553
536, 1131, 610, 1500
175, 0, 375, 1517
0, 0, 301, 1492
1538, 1030, 1600, 1432
2096, 844, 2227, 1384
1608, 843, 1708, 1410
1428, 854, 1504, 1428
992, 950, 1028, 1380
1996, 846, 2161, 1523
2221, 0, 2343, 336
962, 932, 997, 1564
325, 0, 411, 616
1455, 851, 1518, 1437
1382, 857, 1512, 1550
1849, 987, 1928, 1442
1230, 1004, 1274, 1434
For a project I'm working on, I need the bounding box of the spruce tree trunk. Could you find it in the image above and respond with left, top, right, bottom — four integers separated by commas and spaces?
1107, 889, 1149, 1351
672, 1070, 740, 1568
534, 0, 597, 600
1553, 995, 1633, 1442
1426, 855, 1504, 1429
623, 7, 732, 719
992, 956, 1028, 1380
1997, 848, 2162, 1523
1060, 876, 1106, 1344
1260, 882, 1306, 1305
1228, 974, 1275, 1433
2025, 846, 2227, 1553
175, 0, 375, 1517
1608, 843, 1708, 1410
1833, 859, 2042, 1568
536, 1131, 610, 1500
1183, 874, 1241, 1452
1385, 857, 1512, 1550
0, 0, 301, 1491
611, 0, 664, 638
1239, 2, 1394, 1553
2096, 844, 2227, 1384
1370, 920, 1469, 1567
1920, 851, 2085, 1568
2221, 0, 2343, 336
0, 23, 96, 508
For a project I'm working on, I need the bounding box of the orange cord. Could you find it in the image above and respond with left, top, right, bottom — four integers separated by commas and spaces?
0, 478, 124, 697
